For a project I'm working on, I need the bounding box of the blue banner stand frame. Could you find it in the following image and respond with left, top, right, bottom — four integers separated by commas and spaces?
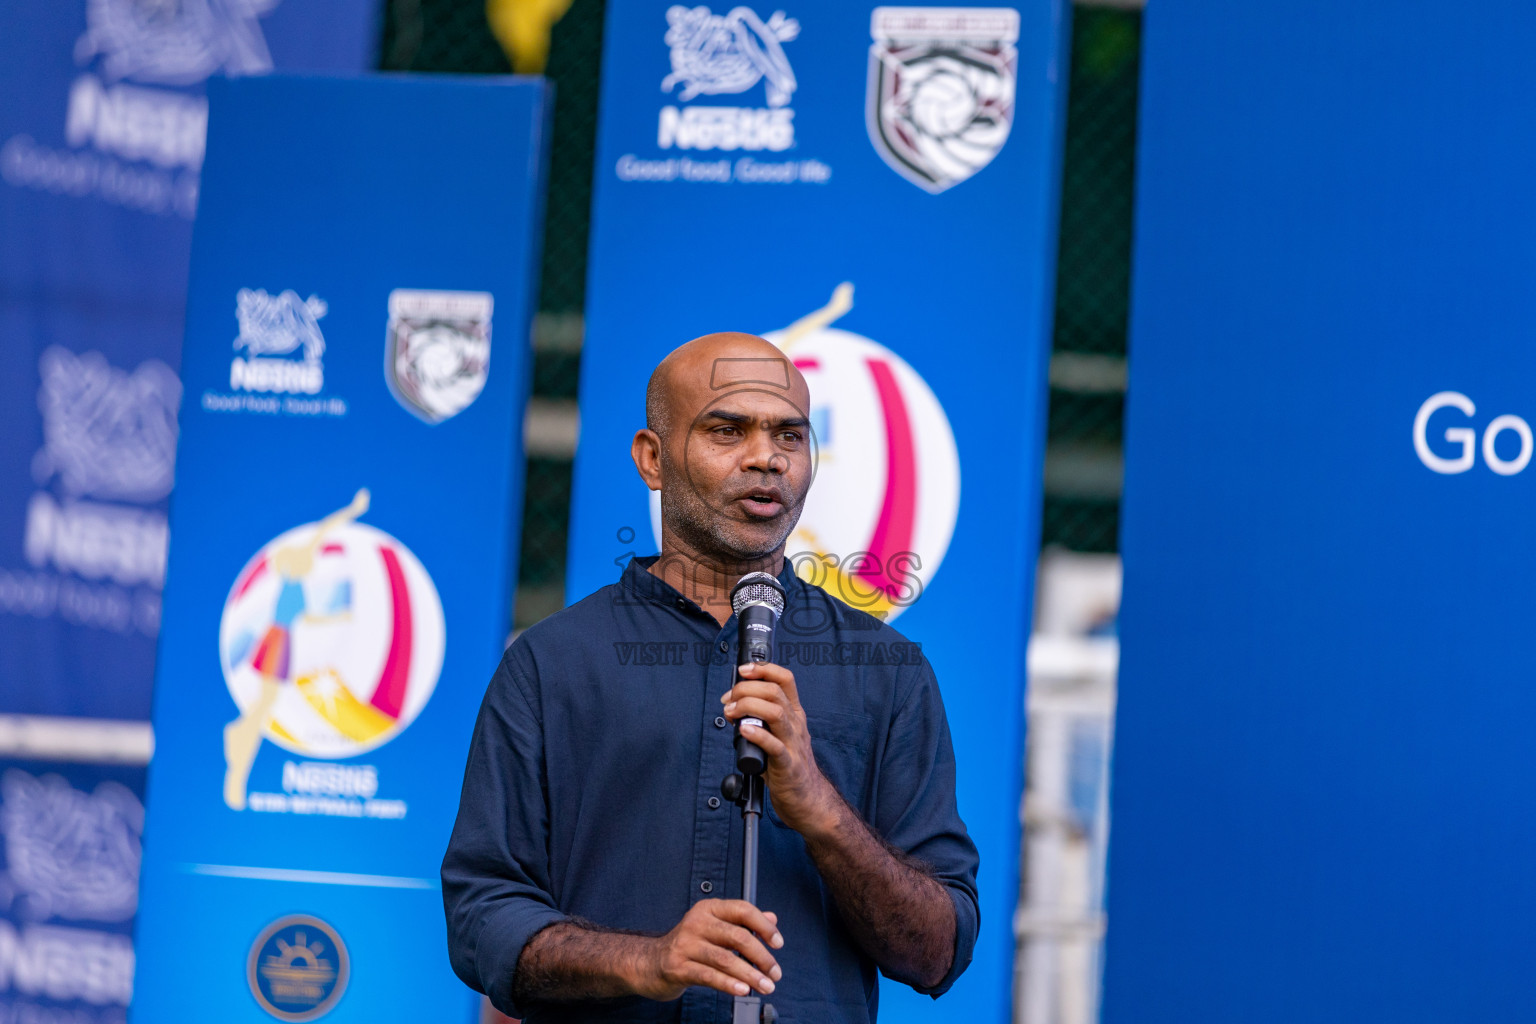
132, 74, 549, 1022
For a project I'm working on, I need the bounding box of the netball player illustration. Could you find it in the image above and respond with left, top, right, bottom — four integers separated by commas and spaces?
222, 488, 369, 810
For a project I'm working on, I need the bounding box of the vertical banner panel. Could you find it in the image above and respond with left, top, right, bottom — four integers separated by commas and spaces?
132, 75, 548, 1021
1, 8, 376, 1019
0, 0, 378, 722
571, 3, 1069, 1020
0, 754, 148, 1024
1108, 2, 1536, 1022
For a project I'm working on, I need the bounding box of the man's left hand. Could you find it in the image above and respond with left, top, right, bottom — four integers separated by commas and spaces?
722, 662, 839, 836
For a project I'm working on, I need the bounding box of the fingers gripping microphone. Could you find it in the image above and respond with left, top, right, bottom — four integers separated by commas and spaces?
730, 571, 786, 776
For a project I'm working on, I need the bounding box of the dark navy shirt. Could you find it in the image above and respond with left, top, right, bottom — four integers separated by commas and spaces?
442, 557, 979, 1023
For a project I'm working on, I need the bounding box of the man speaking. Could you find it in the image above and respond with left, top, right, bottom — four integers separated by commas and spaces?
442, 332, 978, 1022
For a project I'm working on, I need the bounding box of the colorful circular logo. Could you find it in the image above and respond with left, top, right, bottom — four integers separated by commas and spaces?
220, 516, 445, 759
248, 914, 350, 1022
646, 287, 961, 622
768, 324, 960, 621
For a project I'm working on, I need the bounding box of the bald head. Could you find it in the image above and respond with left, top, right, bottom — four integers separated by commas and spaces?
645, 332, 809, 438
632, 331, 815, 569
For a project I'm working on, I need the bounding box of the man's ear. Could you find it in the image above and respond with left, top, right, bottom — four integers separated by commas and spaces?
631, 429, 663, 491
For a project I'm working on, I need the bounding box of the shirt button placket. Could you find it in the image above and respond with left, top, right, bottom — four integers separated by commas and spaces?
687, 639, 746, 1024
685, 648, 737, 1024
689, 636, 736, 967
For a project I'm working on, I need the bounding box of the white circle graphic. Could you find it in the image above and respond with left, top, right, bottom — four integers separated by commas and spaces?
648, 324, 960, 621
220, 521, 445, 758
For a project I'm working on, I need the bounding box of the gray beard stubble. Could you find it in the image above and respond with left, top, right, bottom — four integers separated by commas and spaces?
659, 471, 803, 564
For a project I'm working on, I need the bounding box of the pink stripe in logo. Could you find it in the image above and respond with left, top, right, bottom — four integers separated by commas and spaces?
861, 358, 918, 598
370, 546, 413, 720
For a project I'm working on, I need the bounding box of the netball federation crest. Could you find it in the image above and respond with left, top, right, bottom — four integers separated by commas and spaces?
218, 489, 445, 810
866, 6, 1019, 193
385, 289, 493, 423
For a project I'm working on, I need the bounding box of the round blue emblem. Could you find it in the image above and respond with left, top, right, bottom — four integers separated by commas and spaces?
247, 914, 350, 1021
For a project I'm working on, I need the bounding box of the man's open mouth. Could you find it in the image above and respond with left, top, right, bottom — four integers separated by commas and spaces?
737, 489, 785, 517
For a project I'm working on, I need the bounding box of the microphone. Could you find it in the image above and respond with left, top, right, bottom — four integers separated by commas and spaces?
730, 571, 786, 775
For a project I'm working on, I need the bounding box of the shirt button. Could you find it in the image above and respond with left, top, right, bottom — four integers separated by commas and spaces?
714, 716, 726, 729
700, 880, 713, 894
719, 640, 729, 652
708, 796, 721, 809
675, 598, 688, 610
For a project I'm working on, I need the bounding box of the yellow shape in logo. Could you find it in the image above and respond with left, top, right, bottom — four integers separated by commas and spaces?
294, 669, 398, 745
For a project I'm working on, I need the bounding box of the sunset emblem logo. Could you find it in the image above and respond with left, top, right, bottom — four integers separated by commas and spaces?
219, 489, 445, 810
248, 914, 350, 1022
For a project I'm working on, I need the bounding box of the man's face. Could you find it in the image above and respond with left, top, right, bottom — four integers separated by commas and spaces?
659, 372, 814, 563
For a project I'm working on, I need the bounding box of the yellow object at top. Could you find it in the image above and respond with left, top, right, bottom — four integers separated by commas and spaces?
487, 0, 575, 73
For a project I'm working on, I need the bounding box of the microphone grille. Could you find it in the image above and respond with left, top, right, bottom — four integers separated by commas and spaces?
731, 571, 786, 616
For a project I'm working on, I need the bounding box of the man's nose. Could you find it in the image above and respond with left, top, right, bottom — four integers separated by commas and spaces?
741, 427, 787, 475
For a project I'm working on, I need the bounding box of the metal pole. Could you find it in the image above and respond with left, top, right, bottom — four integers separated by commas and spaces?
742, 774, 761, 906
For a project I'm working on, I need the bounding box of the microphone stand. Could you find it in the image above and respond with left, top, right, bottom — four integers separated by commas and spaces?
720, 766, 776, 1024
721, 572, 784, 1024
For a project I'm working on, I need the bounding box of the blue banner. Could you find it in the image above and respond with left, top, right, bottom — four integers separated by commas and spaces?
0, 0, 376, 721
570, 4, 1068, 1020
0, 754, 147, 1024
131, 74, 549, 1021
1106, 2, 1536, 1021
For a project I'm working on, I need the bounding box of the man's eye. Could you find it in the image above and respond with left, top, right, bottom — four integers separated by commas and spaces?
779, 431, 803, 444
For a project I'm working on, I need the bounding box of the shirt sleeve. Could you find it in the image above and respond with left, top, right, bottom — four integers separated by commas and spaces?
872, 654, 981, 998
441, 648, 566, 1019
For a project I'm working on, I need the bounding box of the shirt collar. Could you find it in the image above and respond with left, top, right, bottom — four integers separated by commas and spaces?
621, 554, 802, 617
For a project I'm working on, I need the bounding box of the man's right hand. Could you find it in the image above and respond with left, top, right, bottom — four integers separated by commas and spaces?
631, 899, 784, 1001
